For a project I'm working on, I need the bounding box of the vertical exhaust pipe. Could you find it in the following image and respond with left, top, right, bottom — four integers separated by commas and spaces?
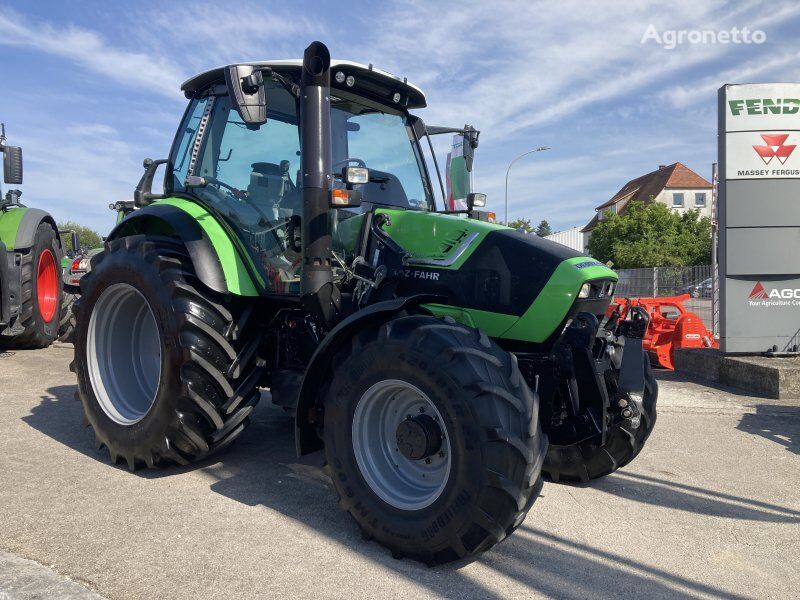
300, 41, 339, 325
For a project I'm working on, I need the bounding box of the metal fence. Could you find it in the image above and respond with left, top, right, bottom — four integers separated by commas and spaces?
614, 265, 714, 331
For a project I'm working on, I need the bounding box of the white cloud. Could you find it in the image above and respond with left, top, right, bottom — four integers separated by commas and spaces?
0, 8, 186, 99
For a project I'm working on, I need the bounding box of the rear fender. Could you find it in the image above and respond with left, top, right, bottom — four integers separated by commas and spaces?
294, 294, 441, 456
107, 201, 258, 296
3, 208, 61, 251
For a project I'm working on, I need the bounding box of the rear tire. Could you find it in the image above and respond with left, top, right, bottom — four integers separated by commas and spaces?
542, 356, 657, 483
57, 290, 77, 343
73, 235, 266, 469
4, 222, 62, 349
323, 315, 547, 566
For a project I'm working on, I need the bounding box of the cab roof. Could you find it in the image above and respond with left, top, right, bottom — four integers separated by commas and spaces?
181, 59, 427, 109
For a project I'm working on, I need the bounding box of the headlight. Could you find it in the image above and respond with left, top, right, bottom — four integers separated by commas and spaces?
578, 283, 592, 298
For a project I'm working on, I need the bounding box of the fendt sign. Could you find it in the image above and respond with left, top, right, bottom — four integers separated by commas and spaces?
718, 83, 800, 353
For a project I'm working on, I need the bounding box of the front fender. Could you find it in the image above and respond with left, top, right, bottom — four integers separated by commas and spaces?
294, 294, 441, 456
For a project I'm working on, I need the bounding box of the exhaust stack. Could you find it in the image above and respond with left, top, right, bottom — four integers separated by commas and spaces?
299, 41, 339, 325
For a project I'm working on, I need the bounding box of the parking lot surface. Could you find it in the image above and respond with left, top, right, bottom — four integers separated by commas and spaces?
1, 345, 798, 599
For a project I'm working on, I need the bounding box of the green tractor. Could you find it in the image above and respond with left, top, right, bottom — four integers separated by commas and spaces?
72, 42, 656, 565
0, 123, 64, 349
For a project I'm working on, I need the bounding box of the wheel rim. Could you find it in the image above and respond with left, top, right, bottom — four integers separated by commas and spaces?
352, 379, 451, 510
86, 284, 161, 425
36, 248, 58, 323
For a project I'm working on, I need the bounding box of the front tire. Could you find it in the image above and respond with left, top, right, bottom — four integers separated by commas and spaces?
323, 315, 547, 566
542, 356, 657, 483
73, 235, 266, 469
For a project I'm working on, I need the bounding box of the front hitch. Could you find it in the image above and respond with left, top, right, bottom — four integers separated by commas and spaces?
614, 305, 649, 428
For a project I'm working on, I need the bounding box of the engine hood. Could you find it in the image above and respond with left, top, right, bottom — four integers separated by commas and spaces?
377, 209, 618, 343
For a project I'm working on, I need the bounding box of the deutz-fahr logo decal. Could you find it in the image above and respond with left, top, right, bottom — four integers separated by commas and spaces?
403, 269, 440, 281
729, 98, 800, 116
748, 281, 800, 306
752, 134, 796, 165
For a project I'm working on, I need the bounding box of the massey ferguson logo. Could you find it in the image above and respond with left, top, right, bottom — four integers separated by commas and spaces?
748, 281, 768, 299
748, 281, 800, 306
752, 134, 796, 165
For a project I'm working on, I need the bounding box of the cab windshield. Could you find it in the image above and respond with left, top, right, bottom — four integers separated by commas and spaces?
331, 94, 434, 211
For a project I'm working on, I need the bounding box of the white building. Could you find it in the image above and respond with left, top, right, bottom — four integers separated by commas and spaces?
544, 226, 584, 252
581, 162, 712, 251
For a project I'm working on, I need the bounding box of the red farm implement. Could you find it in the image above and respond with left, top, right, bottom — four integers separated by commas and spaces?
607, 295, 718, 370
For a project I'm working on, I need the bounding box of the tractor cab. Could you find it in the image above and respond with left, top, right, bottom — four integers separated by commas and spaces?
137, 54, 481, 299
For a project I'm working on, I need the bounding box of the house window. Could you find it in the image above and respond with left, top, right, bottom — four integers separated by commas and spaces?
672, 193, 684, 207
695, 192, 706, 206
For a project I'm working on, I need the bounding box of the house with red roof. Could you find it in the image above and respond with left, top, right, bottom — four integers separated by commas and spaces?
581, 162, 712, 251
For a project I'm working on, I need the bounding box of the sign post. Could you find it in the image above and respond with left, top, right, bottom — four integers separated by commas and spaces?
718, 83, 800, 353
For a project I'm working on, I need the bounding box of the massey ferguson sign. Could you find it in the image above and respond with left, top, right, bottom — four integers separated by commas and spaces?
725, 131, 799, 178
719, 83, 800, 353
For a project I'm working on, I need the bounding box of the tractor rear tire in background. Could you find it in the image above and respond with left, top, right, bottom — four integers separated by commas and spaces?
542, 356, 657, 483
57, 290, 77, 343
4, 222, 62, 349
322, 315, 547, 566
72, 235, 266, 470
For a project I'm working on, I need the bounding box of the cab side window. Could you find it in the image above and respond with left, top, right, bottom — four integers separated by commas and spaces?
191, 83, 302, 295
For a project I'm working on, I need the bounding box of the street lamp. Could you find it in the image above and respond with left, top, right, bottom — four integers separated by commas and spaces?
504, 146, 551, 225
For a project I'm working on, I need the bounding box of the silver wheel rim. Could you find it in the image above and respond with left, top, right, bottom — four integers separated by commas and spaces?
87, 283, 161, 425
352, 379, 451, 510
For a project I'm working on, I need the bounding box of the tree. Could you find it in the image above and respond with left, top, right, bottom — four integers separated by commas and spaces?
58, 221, 103, 251
587, 201, 711, 269
508, 217, 533, 233
534, 219, 552, 237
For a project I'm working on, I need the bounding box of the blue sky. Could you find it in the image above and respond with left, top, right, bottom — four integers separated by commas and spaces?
1, 0, 799, 234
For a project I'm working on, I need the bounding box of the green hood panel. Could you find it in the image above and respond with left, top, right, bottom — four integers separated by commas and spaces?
502, 257, 616, 342
376, 208, 506, 269
423, 256, 616, 343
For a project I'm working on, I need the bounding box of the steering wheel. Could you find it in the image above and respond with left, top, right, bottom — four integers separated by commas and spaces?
333, 157, 367, 169
202, 176, 287, 252
203, 176, 246, 199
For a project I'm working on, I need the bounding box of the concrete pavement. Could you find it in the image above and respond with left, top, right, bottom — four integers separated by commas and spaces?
0, 345, 798, 599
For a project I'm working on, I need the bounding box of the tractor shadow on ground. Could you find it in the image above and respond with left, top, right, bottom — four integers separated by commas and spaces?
23, 384, 102, 464
651, 368, 774, 399
23, 387, 771, 599
737, 404, 800, 456
197, 402, 754, 599
23, 384, 234, 477
589, 471, 800, 523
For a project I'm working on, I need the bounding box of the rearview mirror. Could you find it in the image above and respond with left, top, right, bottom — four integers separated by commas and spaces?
225, 65, 268, 126
3, 145, 23, 184
466, 192, 486, 210
134, 158, 168, 207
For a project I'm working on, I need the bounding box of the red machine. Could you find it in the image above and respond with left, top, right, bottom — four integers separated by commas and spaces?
607, 295, 718, 370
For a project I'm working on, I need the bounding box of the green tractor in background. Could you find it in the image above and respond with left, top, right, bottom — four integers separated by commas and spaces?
0, 123, 66, 349
72, 42, 656, 565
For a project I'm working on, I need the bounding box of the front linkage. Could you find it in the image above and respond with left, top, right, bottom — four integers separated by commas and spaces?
517, 305, 655, 482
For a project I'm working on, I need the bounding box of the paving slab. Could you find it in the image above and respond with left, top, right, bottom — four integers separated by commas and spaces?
0, 346, 798, 599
